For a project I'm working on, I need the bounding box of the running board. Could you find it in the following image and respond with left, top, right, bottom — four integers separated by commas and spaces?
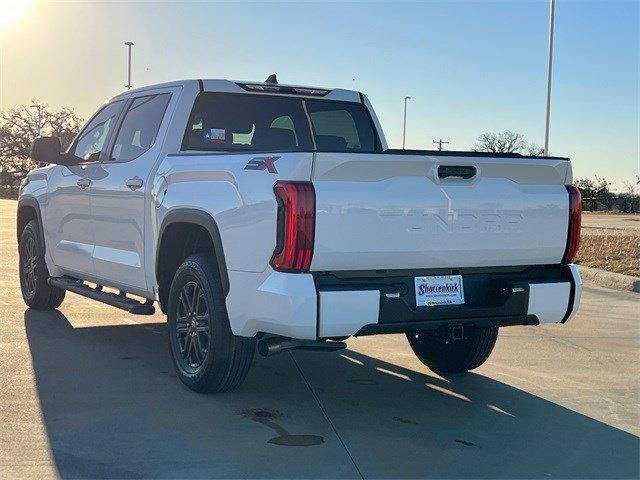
48, 277, 155, 315
257, 336, 346, 357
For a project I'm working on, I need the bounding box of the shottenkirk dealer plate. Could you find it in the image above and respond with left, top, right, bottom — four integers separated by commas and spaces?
414, 275, 465, 307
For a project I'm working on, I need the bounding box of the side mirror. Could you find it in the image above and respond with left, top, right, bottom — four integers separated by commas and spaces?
31, 137, 81, 166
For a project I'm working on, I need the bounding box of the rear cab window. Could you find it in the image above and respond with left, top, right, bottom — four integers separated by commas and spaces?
182, 93, 380, 153
110, 93, 171, 162
183, 94, 313, 151
306, 100, 377, 152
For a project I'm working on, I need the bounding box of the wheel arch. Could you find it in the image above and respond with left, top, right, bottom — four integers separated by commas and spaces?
156, 208, 229, 313
17, 196, 45, 252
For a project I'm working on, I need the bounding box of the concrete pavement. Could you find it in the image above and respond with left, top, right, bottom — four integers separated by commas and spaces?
1, 199, 638, 479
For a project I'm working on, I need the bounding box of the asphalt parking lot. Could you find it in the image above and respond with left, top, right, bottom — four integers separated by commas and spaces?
1, 198, 638, 479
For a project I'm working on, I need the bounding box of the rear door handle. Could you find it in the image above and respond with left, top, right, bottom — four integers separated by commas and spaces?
438, 165, 477, 179
76, 178, 92, 189
125, 177, 143, 190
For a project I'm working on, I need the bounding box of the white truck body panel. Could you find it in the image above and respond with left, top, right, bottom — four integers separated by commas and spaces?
155, 151, 314, 273
318, 290, 381, 338
311, 152, 571, 271
225, 269, 318, 339
527, 282, 572, 323
45, 164, 97, 277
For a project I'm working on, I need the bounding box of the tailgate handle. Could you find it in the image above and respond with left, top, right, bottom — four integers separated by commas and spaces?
438, 165, 476, 179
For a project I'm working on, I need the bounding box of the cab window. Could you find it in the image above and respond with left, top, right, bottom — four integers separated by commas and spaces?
306, 100, 379, 152
183, 93, 313, 151
73, 101, 124, 161
110, 94, 171, 162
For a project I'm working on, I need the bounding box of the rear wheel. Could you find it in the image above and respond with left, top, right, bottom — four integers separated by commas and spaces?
406, 326, 499, 374
167, 253, 255, 393
18, 219, 65, 310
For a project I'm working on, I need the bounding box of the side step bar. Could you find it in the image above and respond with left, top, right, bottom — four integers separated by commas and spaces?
257, 336, 346, 357
49, 277, 155, 315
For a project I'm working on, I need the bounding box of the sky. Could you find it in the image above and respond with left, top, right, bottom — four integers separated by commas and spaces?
0, 0, 638, 190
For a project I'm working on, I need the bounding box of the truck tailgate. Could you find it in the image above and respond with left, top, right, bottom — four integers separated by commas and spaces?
310, 152, 571, 271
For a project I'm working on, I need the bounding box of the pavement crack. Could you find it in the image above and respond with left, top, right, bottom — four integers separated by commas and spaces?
288, 351, 365, 480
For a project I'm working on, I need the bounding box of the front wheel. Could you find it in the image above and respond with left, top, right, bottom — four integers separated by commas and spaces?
167, 253, 255, 393
19, 219, 65, 310
407, 326, 499, 374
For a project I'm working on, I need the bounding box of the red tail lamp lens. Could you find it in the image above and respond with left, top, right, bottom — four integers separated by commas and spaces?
271, 182, 315, 272
563, 185, 582, 263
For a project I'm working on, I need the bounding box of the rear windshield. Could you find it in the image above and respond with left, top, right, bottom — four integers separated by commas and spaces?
183, 93, 379, 152
306, 100, 377, 151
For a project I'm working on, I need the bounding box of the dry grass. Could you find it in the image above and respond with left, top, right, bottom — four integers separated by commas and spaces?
576, 229, 640, 277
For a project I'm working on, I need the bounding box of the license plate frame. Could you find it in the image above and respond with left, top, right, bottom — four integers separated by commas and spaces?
414, 275, 465, 307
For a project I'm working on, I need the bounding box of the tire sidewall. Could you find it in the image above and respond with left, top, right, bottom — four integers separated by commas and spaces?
167, 254, 234, 389
19, 220, 48, 305
407, 326, 498, 373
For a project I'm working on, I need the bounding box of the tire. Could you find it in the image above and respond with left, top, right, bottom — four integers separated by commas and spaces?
406, 326, 499, 374
18, 219, 66, 310
167, 253, 255, 393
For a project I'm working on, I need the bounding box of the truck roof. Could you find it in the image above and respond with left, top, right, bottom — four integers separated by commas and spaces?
110, 78, 360, 103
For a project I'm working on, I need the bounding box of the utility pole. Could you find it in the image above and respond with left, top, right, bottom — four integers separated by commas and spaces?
543, 0, 555, 155
124, 41, 134, 90
432, 139, 449, 151
402, 96, 411, 149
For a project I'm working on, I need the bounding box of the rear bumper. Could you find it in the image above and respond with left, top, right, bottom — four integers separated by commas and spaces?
225, 264, 582, 339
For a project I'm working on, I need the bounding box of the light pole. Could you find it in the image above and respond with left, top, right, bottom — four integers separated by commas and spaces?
402, 96, 411, 149
125, 41, 134, 90
543, 0, 555, 155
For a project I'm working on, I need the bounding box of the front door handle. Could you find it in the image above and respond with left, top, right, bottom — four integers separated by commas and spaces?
125, 177, 143, 190
77, 178, 92, 189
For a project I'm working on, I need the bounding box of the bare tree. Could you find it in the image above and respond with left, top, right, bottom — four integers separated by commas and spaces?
524, 143, 544, 156
0, 102, 83, 184
473, 131, 527, 154
623, 180, 637, 196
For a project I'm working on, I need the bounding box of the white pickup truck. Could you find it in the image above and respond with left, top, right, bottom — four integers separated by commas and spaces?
18, 77, 582, 393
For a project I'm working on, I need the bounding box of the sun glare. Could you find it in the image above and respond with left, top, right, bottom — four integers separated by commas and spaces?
0, 0, 32, 27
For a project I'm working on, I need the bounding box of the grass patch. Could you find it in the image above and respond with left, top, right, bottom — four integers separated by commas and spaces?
576, 230, 640, 277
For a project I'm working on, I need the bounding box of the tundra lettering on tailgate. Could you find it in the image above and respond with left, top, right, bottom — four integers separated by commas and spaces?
379, 209, 524, 234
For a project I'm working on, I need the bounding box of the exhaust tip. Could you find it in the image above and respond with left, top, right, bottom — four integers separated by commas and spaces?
257, 336, 347, 357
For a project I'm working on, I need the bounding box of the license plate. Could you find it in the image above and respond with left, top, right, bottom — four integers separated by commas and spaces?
414, 275, 465, 307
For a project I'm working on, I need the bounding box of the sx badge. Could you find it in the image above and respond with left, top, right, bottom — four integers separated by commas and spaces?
244, 156, 279, 174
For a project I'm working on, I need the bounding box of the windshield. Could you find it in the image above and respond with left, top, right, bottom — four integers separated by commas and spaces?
182, 93, 380, 153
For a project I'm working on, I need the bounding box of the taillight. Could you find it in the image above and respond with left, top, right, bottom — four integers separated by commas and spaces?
563, 185, 582, 263
271, 181, 315, 272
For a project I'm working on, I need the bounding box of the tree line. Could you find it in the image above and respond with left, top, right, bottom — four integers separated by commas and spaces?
0, 103, 638, 212
0, 102, 83, 190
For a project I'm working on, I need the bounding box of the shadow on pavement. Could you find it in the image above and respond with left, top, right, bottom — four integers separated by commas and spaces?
25, 308, 639, 479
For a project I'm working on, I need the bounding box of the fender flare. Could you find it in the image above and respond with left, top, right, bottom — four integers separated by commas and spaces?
156, 208, 230, 296
17, 196, 46, 253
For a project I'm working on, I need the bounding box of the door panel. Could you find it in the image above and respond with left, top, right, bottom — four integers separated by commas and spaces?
90, 91, 175, 293
45, 100, 126, 278
46, 164, 103, 276
90, 162, 148, 289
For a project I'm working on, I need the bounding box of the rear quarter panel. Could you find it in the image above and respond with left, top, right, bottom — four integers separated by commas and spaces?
153, 152, 314, 275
